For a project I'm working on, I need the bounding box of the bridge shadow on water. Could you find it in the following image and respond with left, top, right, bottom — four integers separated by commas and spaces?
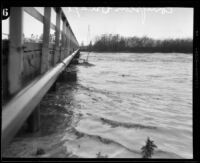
39, 65, 78, 136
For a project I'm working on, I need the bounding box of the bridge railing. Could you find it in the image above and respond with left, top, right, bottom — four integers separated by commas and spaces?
3, 7, 79, 99
2, 7, 79, 152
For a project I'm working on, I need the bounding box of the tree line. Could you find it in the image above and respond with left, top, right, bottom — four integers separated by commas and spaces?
82, 34, 193, 53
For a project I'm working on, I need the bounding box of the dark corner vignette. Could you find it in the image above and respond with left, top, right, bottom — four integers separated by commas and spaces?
1, 0, 200, 162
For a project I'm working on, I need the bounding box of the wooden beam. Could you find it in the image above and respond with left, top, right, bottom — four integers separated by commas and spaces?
8, 7, 24, 95
24, 7, 56, 31
24, 7, 43, 23
23, 42, 42, 52
50, 23, 56, 31
41, 7, 51, 74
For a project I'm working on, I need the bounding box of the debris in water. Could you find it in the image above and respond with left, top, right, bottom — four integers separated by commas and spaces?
35, 148, 45, 155
141, 137, 157, 158
96, 152, 108, 158
78, 61, 95, 67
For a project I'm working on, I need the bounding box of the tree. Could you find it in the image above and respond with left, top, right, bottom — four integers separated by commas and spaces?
141, 137, 157, 158
90, 34, 192, 53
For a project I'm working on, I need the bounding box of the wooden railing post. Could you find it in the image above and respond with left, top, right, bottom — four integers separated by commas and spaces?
61, 19, 66, 60
69, 31, 71, 54
8, 7, 24, 95
54, 8, 61, 65
41, 7, 51, 74
66, 24, 69, 58
27, 7, 51, 133
66, 25, 70, 56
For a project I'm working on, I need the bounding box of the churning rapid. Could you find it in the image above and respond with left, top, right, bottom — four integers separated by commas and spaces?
3, 52, 192, 158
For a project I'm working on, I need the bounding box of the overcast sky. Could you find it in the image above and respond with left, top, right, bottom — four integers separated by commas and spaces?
2, 7, 193, 45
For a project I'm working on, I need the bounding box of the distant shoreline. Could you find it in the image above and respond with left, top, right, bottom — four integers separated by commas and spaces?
80, 50, 193, 54
82, 34, 193, 54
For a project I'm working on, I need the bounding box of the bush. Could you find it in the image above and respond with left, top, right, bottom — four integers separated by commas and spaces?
141, 137, 157, 158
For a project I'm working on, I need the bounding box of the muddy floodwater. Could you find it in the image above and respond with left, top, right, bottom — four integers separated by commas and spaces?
3, 52, 192, 158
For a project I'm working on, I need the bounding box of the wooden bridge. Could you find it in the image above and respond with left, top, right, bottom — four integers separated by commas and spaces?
2, 7, 80, 152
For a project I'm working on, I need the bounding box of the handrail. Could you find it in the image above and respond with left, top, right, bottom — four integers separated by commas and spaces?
1, 49, 79, 152
23, 7, 79, 47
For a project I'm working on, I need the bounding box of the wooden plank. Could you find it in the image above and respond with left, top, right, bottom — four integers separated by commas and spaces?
41, 7, 51, 74
22, 50, 41, 84
24, 7, 43, 23
50, 23, 56, 30
24, 7, 56, 30
8, 7, 24, 95
23, 42, 42, 52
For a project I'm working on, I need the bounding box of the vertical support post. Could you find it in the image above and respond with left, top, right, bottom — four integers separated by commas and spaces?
66, 25, 70, 56
54, 8, 61, 65
69, 28, 71, 54
27, 7, 51, 133
8, 7, 24, 95
64, 23, 68, 58
41, 7, 51, 74
61, 19, 66, 61
63, 21, 67, 59
27, 104, 40, 132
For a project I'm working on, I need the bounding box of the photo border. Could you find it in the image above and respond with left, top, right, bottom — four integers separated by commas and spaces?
1, 0, 200, 162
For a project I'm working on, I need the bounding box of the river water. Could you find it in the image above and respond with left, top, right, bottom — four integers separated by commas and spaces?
3, 52, 192, 158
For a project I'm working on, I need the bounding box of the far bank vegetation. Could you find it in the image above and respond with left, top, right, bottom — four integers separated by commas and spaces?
81, 34, 192, 53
